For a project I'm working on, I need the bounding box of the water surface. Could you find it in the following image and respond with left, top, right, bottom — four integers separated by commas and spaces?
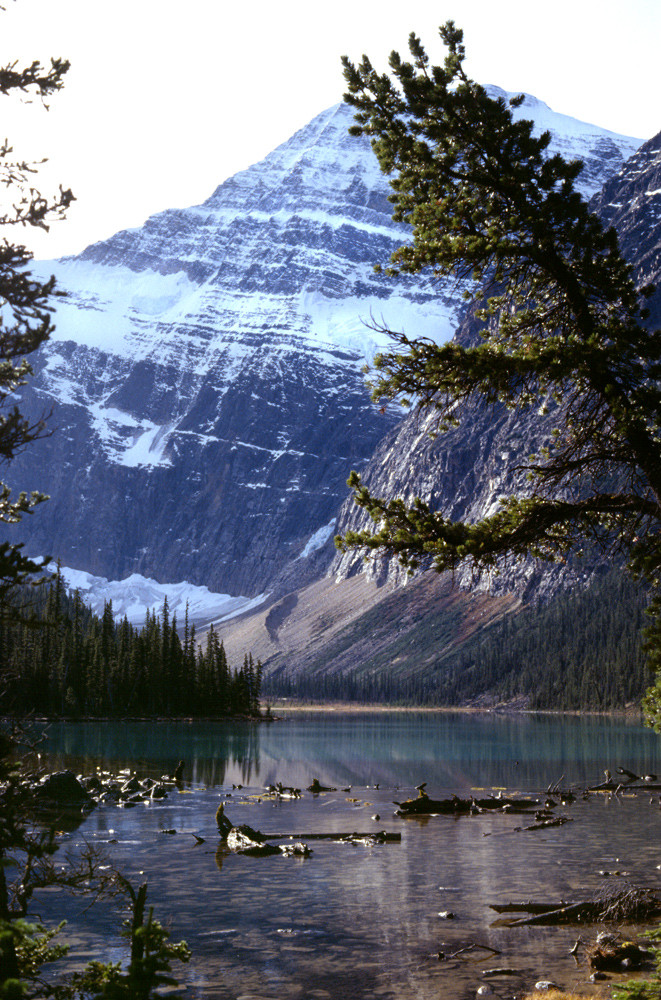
36, 712, 661, 999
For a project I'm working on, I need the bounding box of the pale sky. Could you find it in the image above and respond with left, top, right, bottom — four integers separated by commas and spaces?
1, 0, 659, 259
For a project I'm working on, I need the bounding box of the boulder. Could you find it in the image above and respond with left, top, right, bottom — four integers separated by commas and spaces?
34, 770, 91, 804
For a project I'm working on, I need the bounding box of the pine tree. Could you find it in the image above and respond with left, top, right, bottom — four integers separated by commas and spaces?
0, 55, 73, 617
339, 23, 661, 728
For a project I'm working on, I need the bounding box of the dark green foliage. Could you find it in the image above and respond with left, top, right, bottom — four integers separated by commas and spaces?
0, 28, 190, 1000
0, 48, 73, 614
264, 569, 650, 710
446, 570, 649, 709
0, 755, 190, 999
338, 23, 661, 727
1, 571, 262, 718
65, 880, 191, 1000
0, 721, 116, 997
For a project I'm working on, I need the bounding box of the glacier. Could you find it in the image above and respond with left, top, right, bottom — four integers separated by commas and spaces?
49, 563, 266, 627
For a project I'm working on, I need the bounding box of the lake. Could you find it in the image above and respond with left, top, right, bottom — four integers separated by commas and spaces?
35, 711, 661, 999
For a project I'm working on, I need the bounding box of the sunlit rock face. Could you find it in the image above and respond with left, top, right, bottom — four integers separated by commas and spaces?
5, 98, 641, 596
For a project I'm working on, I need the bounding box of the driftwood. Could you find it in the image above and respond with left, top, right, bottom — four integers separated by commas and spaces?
490, 900, 579, 914
482, 811, 573, 836
588, 764, 661, 792
589, 780, 661, 792
261, 830, 401, 844
217, 803, 396, 855
395, 793, 540, 817
307, 778, 337, 793
482, 968, 524, 976
492, 883, 661, 926
504, 902, 600, 925
512, 815, 572, 832
226, 826, 280, 856
436, 942, 501, 961
265, 782, 302, 799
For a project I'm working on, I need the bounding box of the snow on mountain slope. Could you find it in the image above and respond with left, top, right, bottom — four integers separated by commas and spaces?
7, 100, 641, 598
50, 564, 265, 626
486, 87, 641, 198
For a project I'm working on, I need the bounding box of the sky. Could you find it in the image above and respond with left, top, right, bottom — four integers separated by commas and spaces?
1, 0, 659, 260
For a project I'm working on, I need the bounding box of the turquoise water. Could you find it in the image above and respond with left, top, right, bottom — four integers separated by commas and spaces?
36, 712, 661, 999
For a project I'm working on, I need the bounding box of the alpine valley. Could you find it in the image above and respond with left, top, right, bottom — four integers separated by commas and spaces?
7, 92, 659, 701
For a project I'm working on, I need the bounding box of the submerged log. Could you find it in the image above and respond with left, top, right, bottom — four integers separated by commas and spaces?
265, 782, 302, 799
279, 842, 312, 857
514, 816, 572, 832
507, 902, 606, 926
307, 778, 337, 793
589, 781, 661, 792
216, 802, 233, 839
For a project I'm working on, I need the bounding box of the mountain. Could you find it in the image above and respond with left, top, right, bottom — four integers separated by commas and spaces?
213, 121, 661, 691
5, 97, 641, 607
591, 130, 661, 325
11, 103, 455, 595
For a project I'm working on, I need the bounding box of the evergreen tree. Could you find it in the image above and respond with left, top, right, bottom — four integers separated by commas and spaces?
0, 53, 73, 616
339, 23, 661, 728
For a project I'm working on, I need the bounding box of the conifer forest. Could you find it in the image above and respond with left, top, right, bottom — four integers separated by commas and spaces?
1, 571, 263, 718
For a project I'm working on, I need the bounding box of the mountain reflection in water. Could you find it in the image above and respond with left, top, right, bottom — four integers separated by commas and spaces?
36, 713, 661, 1000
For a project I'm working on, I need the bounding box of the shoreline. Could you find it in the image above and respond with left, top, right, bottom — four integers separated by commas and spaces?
265, 700, 645, 720
3, 702, 646, 723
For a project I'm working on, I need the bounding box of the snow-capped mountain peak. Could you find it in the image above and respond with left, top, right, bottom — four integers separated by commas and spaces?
7, 97, 642, 598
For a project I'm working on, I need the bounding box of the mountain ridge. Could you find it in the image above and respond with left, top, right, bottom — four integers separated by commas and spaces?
2, 97, 644, 611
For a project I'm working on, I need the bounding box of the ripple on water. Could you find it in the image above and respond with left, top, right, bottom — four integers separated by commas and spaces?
33, 715, 661, 1000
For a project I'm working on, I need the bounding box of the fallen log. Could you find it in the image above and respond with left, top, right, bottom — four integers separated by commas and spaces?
226, 826, 281, 856
437, 942, 501, 961
515, 815, 572, 832
490, 901, 579, 914
499, 883, 661, 926
307, 778, 337, 793
589, 781, 661, 792
264, 783, 302, 799
395, 793, 540, 817
261, 830, 401, 843
507, 902, 609, 926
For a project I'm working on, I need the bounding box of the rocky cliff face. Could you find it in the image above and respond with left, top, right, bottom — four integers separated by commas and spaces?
332, 333, 594, 602
5, 97, 641, 598
591, 130, 661, 325
333, 125, 661, 601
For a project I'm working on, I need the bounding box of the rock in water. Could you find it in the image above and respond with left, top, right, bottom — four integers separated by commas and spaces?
34, 770, 91, 804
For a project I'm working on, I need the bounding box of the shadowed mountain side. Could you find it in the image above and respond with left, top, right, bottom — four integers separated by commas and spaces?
591, 130, 661, 326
